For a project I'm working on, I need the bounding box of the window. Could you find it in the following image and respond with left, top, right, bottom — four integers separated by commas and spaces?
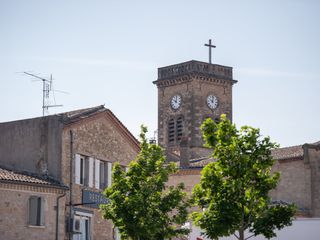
167, 116, 184, 144
28, 196, 44, 226
75, 154, 94, 187
168, 119, 175, 143
95, 159, 112, 190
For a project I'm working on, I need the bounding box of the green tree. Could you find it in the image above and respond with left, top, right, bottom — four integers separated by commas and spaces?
192, 115, 296, 240
100, 126, 190, 240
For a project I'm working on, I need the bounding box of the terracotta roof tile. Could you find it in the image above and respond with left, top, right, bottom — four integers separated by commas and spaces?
271, 145, 304, 160
0, 167, 66, 188
176, 140, 320, 169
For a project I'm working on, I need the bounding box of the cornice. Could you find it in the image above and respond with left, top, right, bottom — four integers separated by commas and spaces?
153, 72, 237, 88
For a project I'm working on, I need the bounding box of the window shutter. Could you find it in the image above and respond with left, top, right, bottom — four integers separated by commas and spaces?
107, 162, 112, 187
88, 157, 94, 188
100, 162, 105, 189
95, 159, 100, 189
28, 196, 44, 226
75, 154, 81, 184
28, 196, 37, 225
40, 197, 45, 226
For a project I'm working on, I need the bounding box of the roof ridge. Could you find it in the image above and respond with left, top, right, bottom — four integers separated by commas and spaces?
61, 105, 105, 123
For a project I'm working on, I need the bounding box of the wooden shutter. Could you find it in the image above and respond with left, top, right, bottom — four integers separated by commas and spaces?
29, 196, 44, 226
28, 196, 37, 225
88, 157, 94, 188
40, 197, 45, 226
95, 159, 100, 189
100, 161, 105, 189
107, 162, 112, 187
75, 154, 81, 184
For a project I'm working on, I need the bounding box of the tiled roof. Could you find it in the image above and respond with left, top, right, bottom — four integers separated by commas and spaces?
60, 105, 106, 124
178, 140, 320, 169
0, 167, 67, 188
176, 156, 215, 169
271, 145, 304, 160
58, 105, 140, 150
272, 141, 320, 160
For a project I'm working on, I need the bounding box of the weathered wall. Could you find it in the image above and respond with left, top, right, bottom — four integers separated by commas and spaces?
61, 112, 139, 240
168, 168, 201, 193
0, 183, 66, 240
270, 158, 312, 213
0, 116, 63, 179
305, 145, 320, 216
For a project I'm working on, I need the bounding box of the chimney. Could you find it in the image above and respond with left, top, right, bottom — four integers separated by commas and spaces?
180, 137, 190, 168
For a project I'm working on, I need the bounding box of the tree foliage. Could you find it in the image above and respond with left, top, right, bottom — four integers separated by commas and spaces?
192, 115, 296, 240
100, 126, 190, 240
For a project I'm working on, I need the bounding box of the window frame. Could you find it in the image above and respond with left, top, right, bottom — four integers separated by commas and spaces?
28, 196, 45, 227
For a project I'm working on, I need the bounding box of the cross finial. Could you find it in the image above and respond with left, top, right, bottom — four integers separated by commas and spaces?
204, 39, 216, 64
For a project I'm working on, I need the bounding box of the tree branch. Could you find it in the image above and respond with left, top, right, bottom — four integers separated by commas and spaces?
233, 233, 239, 239
245, 234, 255, 240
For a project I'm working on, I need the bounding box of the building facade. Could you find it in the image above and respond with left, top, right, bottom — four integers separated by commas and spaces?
0, 167, 67, 240
0, 105, 140, 240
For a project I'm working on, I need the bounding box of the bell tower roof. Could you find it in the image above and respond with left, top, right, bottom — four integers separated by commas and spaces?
153, 60, 237, 87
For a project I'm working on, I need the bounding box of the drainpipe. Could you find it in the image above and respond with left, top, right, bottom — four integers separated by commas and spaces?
69, 130, 74, 240
55, 192, 66, 240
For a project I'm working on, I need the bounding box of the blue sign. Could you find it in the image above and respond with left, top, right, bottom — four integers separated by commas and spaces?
82, 190, 109, 209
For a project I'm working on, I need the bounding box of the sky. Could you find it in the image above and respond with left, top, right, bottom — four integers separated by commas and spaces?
0, 0, 319, 147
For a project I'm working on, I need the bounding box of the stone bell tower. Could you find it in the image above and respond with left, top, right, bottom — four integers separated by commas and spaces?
153, 57, 237, 164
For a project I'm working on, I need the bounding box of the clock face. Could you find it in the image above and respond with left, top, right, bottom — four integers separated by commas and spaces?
170, 95, 182, 110
207, 95, 218, 109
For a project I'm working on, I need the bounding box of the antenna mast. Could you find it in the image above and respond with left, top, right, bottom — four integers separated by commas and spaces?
23, 72, 63, 116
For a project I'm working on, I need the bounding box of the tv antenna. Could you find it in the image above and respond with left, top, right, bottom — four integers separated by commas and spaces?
23, 72, 66, 116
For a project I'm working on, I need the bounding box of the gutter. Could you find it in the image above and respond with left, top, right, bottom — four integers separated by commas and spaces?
55, 192, 66, 240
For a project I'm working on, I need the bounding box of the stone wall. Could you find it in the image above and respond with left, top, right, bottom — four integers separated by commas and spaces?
270, 158, 312, 213
0, 116, 63, 179
304, 144, 320, 216
0, 183, 66, 240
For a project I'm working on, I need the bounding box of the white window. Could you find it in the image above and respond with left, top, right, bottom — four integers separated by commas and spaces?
28, 196, 45, 226
75, 154, 93, 187
95, 159, 112, 190
88, 157, 94, 188
95, 159, 100, 189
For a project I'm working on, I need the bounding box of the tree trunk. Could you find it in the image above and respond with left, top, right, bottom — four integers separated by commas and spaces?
239, 230, 244, 240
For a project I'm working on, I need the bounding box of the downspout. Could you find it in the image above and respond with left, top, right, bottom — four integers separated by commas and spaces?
55, 192, 66, 240
69, 130, 74, 240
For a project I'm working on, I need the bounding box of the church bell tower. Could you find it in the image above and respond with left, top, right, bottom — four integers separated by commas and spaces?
153, 44, 237, 164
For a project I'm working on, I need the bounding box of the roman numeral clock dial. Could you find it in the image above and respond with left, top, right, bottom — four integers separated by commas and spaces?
207, 95, 218, 110
170, 95, 182, 110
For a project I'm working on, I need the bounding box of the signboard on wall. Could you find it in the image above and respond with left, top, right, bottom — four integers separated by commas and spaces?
82, 190, 109, 209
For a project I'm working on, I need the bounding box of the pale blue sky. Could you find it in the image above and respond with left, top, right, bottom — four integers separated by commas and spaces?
1, 1, 319, 147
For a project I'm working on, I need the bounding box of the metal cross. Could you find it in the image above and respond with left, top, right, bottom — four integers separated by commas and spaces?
204, 39, 216, 64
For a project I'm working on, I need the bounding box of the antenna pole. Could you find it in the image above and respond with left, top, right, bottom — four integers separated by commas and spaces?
23, 72, 64, 116
43, 79, 45, 116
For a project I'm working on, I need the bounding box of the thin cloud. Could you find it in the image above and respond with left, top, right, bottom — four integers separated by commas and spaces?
7, 56, 155, 71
